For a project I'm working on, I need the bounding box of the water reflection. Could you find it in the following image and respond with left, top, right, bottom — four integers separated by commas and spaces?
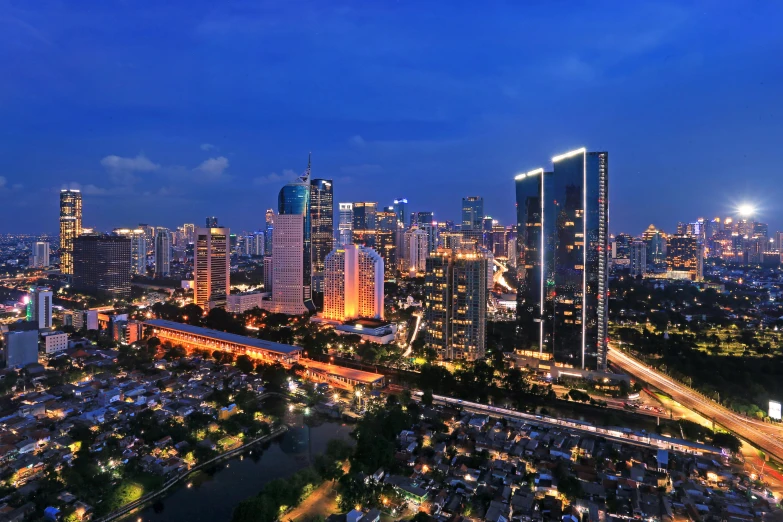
121, 399, 352, 522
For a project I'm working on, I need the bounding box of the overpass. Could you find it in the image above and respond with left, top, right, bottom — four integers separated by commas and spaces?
608, 346, 783, 463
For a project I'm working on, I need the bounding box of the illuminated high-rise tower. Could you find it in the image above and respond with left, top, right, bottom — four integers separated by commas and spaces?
338, 203, 353, 246
515, 148, 609, 371
310, 178, 334, 293
59, 189, 82, 275
271, 156, 316, 314
323, 244, 384, 322
154, 227, 171, 278
195, 227, 230, 308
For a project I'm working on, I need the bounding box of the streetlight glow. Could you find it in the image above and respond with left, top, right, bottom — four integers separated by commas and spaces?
737, 204, 756, 216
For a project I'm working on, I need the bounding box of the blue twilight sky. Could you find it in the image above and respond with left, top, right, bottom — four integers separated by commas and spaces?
1, 1, 782, 235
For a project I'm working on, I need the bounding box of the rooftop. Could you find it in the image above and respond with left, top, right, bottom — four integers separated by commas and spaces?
144, 319, 302, 355
301, 359, 384, 385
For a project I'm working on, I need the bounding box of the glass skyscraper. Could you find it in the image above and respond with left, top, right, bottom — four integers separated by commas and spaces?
393, 198, 408, 228
278, 164, 315, 312
352, 202, 377, 247
59, 189, 82, 275
515, 148, 609, 371
309, 178, 334, 293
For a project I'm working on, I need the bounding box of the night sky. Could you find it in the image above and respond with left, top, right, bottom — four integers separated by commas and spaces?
2, 1, 782, 235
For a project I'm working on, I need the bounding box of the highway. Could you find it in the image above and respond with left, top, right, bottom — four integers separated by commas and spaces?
608, 346, 783, 463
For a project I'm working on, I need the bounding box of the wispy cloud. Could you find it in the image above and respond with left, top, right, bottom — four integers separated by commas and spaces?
200, 143, 216, 151
193, 156, 230, 182
253, 169, 296, 186
349, 135, 365, 147
340, 164, 382, 176
100, 154, 160, 172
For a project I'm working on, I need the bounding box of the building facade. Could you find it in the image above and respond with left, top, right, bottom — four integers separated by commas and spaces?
310, 178, 334, 293
154, 227, 171, 278
59, 189, 83, 275
338, 203, 354, 246
667, 235, 703, 281
376, 207, 397, 280
352, 202, 378, 247
26, 286, 53, 330
424, 250, 487, 361
32, 242, 50, 268
73, 234, 131, 299
195, 227, 230, 308
404, 227, 429, 276
630, 239, 647, 277
323, 244, 384, 321
113, 228, 147, 275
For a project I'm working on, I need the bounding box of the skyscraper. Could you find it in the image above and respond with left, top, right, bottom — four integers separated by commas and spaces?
73, 234, 132, 299
667, 235, 703, 281
59, 189, 82, 275
32, 242, 50, 268
195, 227, 230, 308
113, 228, 147, 275
630, 240, 647, 277
206, 216, 219, 227
338, 203, 354, 246
272, 161, 315, 314
323, 244, 384, 322
26, 286, 53, 329
264, 209, 275, 255
154, 227, 171, 278
424, 250, 487, 361
376, 207, 397, 280
515, 148, 609, 371
416, 211, 434, 227
612, 233, 633, 265
310, 178, 334, 293
393, 198, 408, 228
514, 168, 548, 354
462, 196, 483, 229
404, 227, 428, 276
551, 148, 609, 370
183, 223, 196, 244
642, 225, 667, 266
352, 202, 378, 247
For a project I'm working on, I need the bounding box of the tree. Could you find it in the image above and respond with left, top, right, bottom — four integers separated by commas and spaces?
236, 355, 255, 374
421, 389, 433, 406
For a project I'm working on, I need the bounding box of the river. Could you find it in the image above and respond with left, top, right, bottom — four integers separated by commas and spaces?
124, 398, 353, 522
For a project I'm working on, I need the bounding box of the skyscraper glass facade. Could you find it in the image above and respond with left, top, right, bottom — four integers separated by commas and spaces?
278, 175, 314, 312
59, 189, 82, 275
310, 178, 334, 289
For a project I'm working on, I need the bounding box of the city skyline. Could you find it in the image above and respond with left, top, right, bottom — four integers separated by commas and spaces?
2, 2, 782, 234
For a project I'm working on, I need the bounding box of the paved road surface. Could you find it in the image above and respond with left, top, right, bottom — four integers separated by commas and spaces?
608, 347, 783, 463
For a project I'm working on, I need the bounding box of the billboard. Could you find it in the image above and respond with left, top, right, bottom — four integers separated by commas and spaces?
770, 400, 782, 421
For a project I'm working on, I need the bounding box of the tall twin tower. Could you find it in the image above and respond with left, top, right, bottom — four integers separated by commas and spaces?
515, 148, 609, 371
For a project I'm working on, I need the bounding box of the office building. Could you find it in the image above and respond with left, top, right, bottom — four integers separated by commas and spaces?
666, 235, 703, 281
393, 198, 408, 228
461, 196, 484, 245
32, 242, 50, 268
416, 211, 434, 227
113, 228, 147, 275
26, 286, 53, 329
154, 227, 171, 278
73, 234, 131, 299
206, 216, 219, 227
352, 202, 377, 247
195, 227, 230, 308
138, 224, 156, 257
550, 148, 609, 370
264, 209, 275, 254
227, 291, 264, 313
630, 240, 647, 277
515, 148, 609, 370
491, 224, 508, 258
514, 168, 548, 354
244, 232, 265, 256
272, 162, 316, 314
2, 322, 39, 368
376, 207, 397, 280
323, 244, 384, 322
612, 233, 633, 265
310, 178, 334, 293
642, 225, 667, 266
183, 223, 196, 244
338, 203, 354, 246
41, 331, 68, 355
424, 250, 487, 361
404, 227, 428, 276
59, 189, 82, 275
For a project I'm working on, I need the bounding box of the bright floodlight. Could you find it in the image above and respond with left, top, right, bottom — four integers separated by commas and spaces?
738, 204, 756, 216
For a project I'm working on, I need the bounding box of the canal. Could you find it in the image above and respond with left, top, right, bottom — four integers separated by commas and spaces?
124, 397, 353, 522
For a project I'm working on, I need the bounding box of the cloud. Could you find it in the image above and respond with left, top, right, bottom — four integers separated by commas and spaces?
0, 176, 5, 189
200, 143, 216, 151
349, 135, 366, 147
340, 164, 383, 176
100, 154, 160, 172
253, 169, 296, 186
193, 156, 230, 181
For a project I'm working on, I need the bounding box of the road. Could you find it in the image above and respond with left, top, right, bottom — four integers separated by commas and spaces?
608, 346, 783, 463
402, 312, 422, 358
